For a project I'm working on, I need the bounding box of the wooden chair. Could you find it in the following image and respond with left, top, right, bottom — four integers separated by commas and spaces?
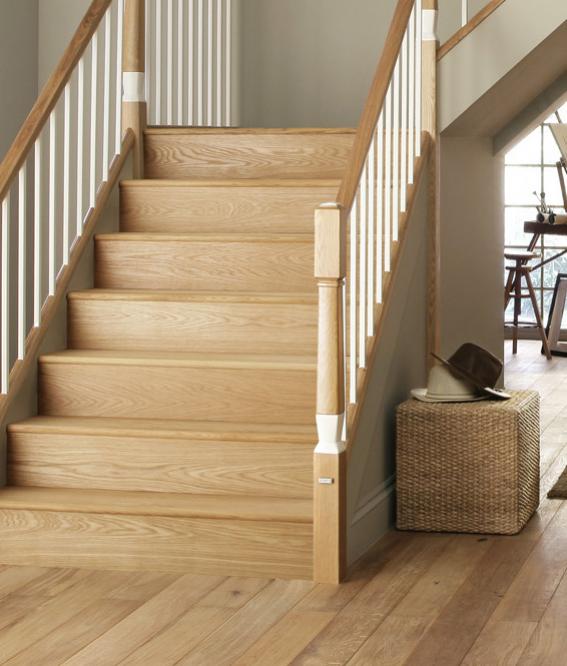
504, 249, 552, 359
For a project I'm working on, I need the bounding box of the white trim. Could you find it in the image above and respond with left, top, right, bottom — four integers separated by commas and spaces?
315, 413, 347, 454
123, 72, 146, 102
422, 9, 438, 41
351, 475, 396, 526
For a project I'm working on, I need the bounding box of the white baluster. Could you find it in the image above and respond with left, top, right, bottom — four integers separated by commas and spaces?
197, 0, 204, 125
216, 0, 222, 126
49, 110, 57, 295
167, 0, 173, 124
34, 137, 42, 327
90, 32, 98, 206
376, 117, 383, 304
178, 0, 184, 124
359, 168, 367, 369
116, 0, 124, 152
207, 0, 214, 126
384, 84, 392, 273
188, 0, 195, 125
155, 0, 162, 124
18, 166, 26, 360
63, 83, 71, 264
408, 7, 415, 184
462, 0, 468, 26
392, 57, 400, 242
103, 9, 112, 180
77, 57, 85, 234
416, 0, 422, 157
1, 194, 10, 393
225, 0, 231, 126
349, 198, 357, 404
400, 30, 408, 213
367, 134, 375, 337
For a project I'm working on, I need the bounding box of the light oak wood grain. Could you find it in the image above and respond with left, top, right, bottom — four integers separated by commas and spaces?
95, 233, 316, 293
120, 179, 339, 233
67, 289, 317, 355
144, 129, 355, 180
8, 430, 313, 498
38, 350, 316, 424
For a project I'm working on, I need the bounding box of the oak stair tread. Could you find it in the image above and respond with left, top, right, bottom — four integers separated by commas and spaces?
68, 288, 318, 304
8, 415, 317, 443
39, 349, 317, 369
120, 178, 341, 188
144, 127, 356, 135
0, 486, 312, 523
95, 232, 314, 243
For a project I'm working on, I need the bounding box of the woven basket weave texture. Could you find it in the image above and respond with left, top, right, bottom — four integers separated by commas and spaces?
396, 390, 540, 535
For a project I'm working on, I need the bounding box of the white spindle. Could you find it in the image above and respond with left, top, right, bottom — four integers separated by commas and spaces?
367, 135, 375, 336
1, 194, 9, 393
116, 0, 124, 153
49, 110, 57, 295
77, 58, 85, 234
207, 0, 213, 125
103, 9, 112, 179
408, 7, 416, 184
384, 84, 392, 273
34, 137, 42, 327
359, 166, 367, 370
145, 0, 151, 123
349, 198, 357, 404
400, 31, 408, 213
197, 0, 204, 125
188, 0, 194, 124
416, 0, 422, 157
225, 0, 231, 126
392, 58, 400, 242
216, 0, 222, 126
155, 0, 162, 124
63, 83, 71, 264
90, 31, 99, 206
167, 0, 173, 124
462, 0, 468, 26
17, 166, 26, 360
177, 0, 184, 123
375, 118, 383, 304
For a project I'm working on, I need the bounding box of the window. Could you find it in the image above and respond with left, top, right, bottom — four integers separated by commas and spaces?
505, 102, 567, 325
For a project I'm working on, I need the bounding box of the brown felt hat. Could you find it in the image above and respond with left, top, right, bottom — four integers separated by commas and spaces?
432, 343, 510, 400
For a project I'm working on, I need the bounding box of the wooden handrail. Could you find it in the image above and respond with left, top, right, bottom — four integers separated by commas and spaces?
437, 0, 506, 60
337, 0, 415, 212
0, 0, 112, 203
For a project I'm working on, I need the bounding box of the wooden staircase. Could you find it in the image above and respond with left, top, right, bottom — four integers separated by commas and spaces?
0, 128, 355, 579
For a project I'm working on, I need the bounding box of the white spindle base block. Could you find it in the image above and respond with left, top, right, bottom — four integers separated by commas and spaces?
123, 72, 146, 102
315, 413, 347, 455
422, 9, 438, 41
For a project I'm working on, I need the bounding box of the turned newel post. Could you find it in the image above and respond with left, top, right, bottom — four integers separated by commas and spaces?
313, 203, 347, 584
422, 0, 440, 361
122, 0, 146, 178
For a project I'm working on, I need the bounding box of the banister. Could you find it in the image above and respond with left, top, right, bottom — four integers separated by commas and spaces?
0, 0, 112, 203
337, 0, 415, 213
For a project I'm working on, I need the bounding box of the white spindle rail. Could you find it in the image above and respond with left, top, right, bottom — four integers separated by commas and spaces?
0, 0, 124, 396
146, 0, 233, 126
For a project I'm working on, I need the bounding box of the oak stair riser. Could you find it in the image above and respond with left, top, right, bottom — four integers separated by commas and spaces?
94, 235, 315, 293
67, 292, 318, 355
8, 431, 313, 498
38, 356, 317, 424
0, 510, 312, 579
144, 129, 355, 180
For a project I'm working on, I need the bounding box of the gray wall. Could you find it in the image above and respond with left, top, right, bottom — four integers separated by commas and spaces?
239, 0, 395, 128
0, 0, 38, 160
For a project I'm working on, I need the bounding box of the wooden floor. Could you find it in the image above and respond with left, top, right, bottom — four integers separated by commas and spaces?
1, 340, 567, 665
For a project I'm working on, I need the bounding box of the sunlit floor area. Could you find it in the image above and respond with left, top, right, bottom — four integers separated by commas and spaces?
0, 339, 566, 664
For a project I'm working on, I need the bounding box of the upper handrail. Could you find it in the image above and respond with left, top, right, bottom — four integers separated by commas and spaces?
337, 0, 415, 213
0, 0, 112, 203
438, 0, 506, 60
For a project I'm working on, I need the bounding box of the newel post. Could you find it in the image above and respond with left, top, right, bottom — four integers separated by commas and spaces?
422, 0, 440, 361
122, 0, 146, 178
313, 203, 347, 584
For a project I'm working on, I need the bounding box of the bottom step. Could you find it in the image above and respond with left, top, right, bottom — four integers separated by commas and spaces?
0, 487, 313, 579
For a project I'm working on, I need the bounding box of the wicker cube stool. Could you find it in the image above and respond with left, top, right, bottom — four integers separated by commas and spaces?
396, 390, 540, 535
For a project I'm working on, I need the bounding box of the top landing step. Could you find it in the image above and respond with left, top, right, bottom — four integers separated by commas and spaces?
143, 127, 356, 181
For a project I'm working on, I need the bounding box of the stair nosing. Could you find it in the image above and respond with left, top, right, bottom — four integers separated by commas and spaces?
95, 232, 314, 243
67, 289, 318, 305
119, 178, 341, 188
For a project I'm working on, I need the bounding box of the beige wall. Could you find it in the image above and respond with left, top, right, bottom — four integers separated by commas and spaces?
0, 0, 38, 161
239, 0, 395, 128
